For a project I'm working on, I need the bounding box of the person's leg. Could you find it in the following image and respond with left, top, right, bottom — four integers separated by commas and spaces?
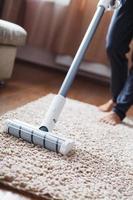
100, 65, 133, 126
113, 67, 133, 120
100, 68, 133, 126
99, 0, 133, 114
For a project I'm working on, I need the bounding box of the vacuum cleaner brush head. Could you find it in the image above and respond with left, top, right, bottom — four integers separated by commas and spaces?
4, 119, 74, 155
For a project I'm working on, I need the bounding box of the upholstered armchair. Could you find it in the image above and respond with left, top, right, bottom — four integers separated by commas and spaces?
0, 20, 27, 82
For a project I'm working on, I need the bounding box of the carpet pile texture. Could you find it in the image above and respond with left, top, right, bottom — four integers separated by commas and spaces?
0, 94, 133, 200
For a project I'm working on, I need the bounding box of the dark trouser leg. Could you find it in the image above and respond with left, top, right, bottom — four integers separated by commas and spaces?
113, 67, 133, 120
106, 0, 133, 119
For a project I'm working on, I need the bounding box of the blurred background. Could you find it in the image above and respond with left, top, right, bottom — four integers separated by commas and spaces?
0, 0, 132, 81
0, 0, 113, 80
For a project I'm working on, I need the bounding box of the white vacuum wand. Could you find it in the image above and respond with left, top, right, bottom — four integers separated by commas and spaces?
4, 0, 121, 155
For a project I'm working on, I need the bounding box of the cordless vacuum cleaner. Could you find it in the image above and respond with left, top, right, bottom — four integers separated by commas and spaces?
4, 0, 120, 155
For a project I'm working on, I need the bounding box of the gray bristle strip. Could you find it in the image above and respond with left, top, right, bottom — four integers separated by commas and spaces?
8, 124, 65, 142
7, 123, 65, 152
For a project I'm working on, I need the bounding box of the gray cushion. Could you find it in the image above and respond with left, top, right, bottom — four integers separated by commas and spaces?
0, 20, 27, 46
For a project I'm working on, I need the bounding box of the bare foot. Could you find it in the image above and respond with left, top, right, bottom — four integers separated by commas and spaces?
98, 100, 115, 112
100, 111, 121, 125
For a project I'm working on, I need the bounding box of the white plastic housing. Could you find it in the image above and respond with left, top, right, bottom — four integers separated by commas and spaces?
60, 140, 74, 155
98, 0, 111, 9
41, 95, 66, 132
98, 0, 121, 10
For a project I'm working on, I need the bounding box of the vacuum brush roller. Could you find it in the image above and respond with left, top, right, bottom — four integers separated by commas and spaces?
4, 119, 74, 155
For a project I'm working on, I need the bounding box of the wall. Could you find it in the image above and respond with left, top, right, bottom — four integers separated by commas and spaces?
1, 0, 114, 66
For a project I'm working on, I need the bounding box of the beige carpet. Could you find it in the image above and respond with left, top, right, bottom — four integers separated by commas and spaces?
0, 94, 133, 200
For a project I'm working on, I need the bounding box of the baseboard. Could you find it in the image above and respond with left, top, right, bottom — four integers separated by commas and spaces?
17, 45, 110, 83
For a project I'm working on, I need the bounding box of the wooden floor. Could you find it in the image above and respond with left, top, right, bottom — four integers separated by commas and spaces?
0, 60, 110, 115
0, 60, 133, 200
